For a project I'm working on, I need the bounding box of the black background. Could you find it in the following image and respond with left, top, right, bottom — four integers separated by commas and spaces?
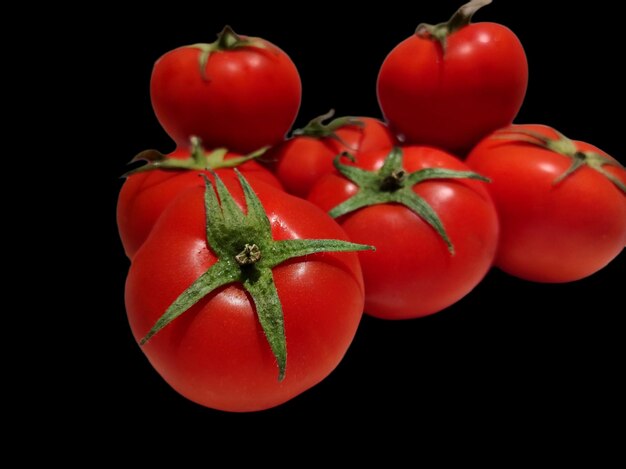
14, 1, 625, 468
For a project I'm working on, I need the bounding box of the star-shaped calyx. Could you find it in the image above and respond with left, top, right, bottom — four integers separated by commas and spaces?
186, 26, 266, 81
495, 127, 626, 193
139, 171, 373, 381
328, 147, 490, 254
123, 136, 268, 177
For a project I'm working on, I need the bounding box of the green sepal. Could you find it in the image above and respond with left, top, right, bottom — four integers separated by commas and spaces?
328, 148, 490, 254
292, 109, 364, 150
188, 26, 266, 81
139, 170, 373, 381
495, 128, 626, 194
123, 137, 268, 178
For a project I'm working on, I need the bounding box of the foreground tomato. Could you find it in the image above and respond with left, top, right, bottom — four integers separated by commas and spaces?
126, 172, 369, 412
117, 138, 281, 258
269, 110, 395, 197
377, 0, 528, 154
151, 26, 301, 153
308, 146, 499, 318
466, 124, 626, 282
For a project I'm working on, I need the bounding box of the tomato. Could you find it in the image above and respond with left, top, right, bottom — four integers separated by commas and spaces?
269, 110, 396, 197
117, 140, 282, 259
377, 0, 528, 154
125, 172, 367, 412
466, 124, 626, 282
308, 146, 499, 319
150, 26, 301, 153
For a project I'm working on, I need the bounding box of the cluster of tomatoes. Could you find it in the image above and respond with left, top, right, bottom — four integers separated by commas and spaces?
117, 0, 626, 412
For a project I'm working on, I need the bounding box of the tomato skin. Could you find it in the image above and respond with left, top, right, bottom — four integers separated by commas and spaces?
377, 22, 528, 154
150, 39, 301, 153
270, 117, 395, 197
125, 178, 364, 412
308, 146, 499, 318
466, 124, 626, 282
117, 148, 282, 259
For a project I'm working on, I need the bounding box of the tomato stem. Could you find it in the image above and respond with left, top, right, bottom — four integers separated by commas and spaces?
416, 0, 492, 51
187, 26, 266, 81
291, 109, 364, 150
235, 243, 262, 265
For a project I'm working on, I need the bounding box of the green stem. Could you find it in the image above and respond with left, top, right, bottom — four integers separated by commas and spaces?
292, 109, 364, 150
187, 25, 266, 81
415, 0, 492, 51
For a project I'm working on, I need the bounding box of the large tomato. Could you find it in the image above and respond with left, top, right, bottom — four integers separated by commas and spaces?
466, 124, 626, 282
308, 146, 499, 318
117, 140, 281, 259
150, 26, 301, 153
125, 172, 368, 412
377, 0, 528, 154
269, 110, 396, 197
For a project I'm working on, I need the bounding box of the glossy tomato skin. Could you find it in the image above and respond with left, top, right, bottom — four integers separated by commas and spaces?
151, 40, 301, 153
270, 117, 395, 197
377, 23, 528, 154
466, 124, 626, 282
125, 178, 365, 412
308, 146, 499, 318
117, 148, 282, 259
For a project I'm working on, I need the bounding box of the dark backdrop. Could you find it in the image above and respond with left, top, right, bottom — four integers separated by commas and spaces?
15, 1, 625, 468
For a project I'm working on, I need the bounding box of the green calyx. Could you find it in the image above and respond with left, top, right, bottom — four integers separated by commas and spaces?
415, 0, 492, 52
139, 171, 373, 381
292, 109, 364, 150
495, 128, 626, 193
329, 147, 490, 254
123, 136, 268, 177
188, 25, 266, 81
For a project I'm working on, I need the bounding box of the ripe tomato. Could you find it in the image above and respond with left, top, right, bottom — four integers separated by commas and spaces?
117, 141, 281, 259
269, 110, 395, 197
150, 26, 301, 153
125, 173, 367, 412
308, 146, 499, 318
377, 0, 528, 154
466, 124, 626, 282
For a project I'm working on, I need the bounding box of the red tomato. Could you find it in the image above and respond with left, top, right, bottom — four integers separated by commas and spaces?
377, 0, 528, 154
125, 175, 365, 412
308, 146, 499, 318
150, 26, 301, 153
466, 124, 626, 282
117, 145, 282, 259
269, 111, 396, 197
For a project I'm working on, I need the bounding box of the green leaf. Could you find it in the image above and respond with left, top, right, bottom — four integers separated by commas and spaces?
242, 267, 287, 381
236, 170, 272, 240
139, 260, 240, 345
270, 238, 374, 266
393, 191, 454, 254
